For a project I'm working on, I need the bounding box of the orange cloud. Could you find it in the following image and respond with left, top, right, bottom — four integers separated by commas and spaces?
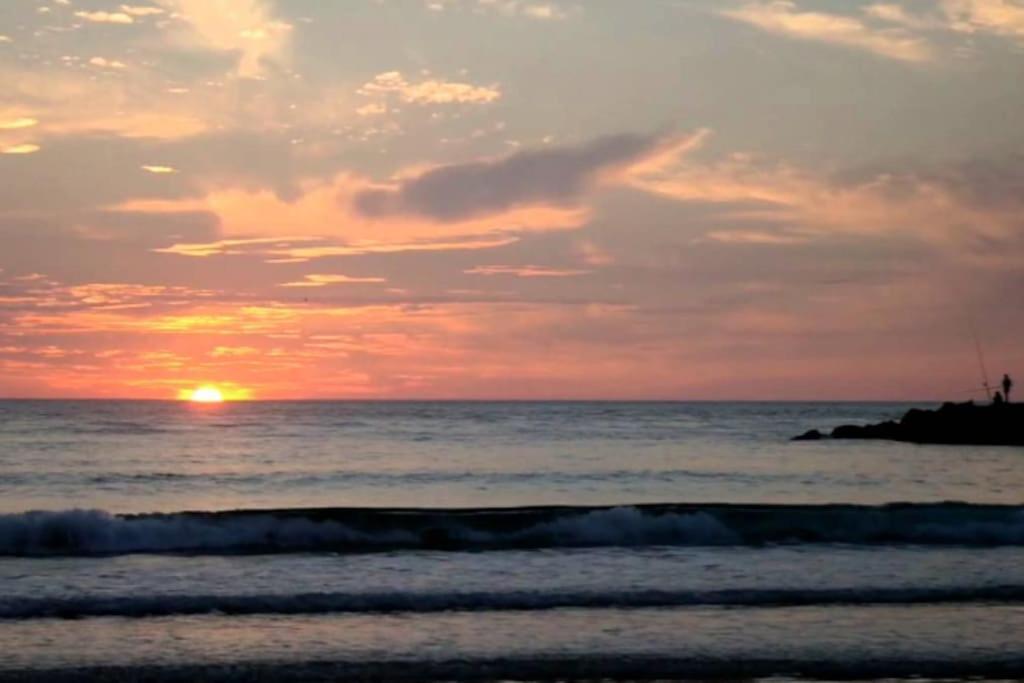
119, 168, 588, 245
1, 271, 1017, 400
107, 132, 714, 264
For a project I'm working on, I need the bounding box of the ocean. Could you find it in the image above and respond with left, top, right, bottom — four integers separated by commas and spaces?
2, 400, 1023, 681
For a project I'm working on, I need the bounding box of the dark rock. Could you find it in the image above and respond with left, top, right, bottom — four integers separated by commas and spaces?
794, 402, 1024, 446
792, 429, 824, 441
830, 424, 861, 439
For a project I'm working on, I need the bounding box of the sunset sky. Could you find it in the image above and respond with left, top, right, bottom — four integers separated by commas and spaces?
1, 0, 1022, 400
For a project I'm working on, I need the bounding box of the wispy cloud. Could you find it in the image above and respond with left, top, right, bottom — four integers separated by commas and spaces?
465, 265, 590, 277
703, 230, 808, 245
355, 102, 388, 117
942, 0, 1024, 39
75, 10, 135, 24
625, 135, 1024, 265
863, 3, 934, 30
865, 1, 1024, 42
358, 71, 501, 105
278, 236, 522, 259
154, 235, 520, 259
152, 237, 321, 258
119, 5, 165, 17
519, 4, 567, 20
0, 117, 37, 130
724, 0, 1024, 63
428, 1, 573, 20
280, 274, 387, 287
89, 57, 128, 69
155, 0, 293, 78
480, 1, 570, 20
2, 144, 40, 155
721, 1, 933, 62
116, 169, 586, 242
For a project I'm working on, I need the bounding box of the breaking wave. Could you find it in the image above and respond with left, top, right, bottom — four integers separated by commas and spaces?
2, 502, 1024, 557
4, 585, 1024, 620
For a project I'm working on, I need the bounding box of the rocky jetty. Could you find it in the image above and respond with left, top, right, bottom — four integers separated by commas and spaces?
793, 401, 1024, 446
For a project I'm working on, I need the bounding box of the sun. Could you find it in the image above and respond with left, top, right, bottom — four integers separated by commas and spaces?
188, 385, 225, 403
176, 384, 251, 402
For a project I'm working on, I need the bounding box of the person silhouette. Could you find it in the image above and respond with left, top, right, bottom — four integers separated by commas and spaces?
993, 391, 1004, 405
1003, 374, 1013, 403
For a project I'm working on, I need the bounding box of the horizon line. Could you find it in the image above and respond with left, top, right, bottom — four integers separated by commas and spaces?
0, 396, 950, 403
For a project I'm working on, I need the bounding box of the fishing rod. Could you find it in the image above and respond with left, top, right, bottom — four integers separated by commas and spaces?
969, 316, 992, 401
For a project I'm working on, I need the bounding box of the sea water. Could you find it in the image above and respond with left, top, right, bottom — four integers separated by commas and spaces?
1, 400, 1023, 680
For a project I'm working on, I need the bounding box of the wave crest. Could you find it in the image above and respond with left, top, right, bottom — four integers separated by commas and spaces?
2, 502, 1023, 557
5, 585, 1024, 620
